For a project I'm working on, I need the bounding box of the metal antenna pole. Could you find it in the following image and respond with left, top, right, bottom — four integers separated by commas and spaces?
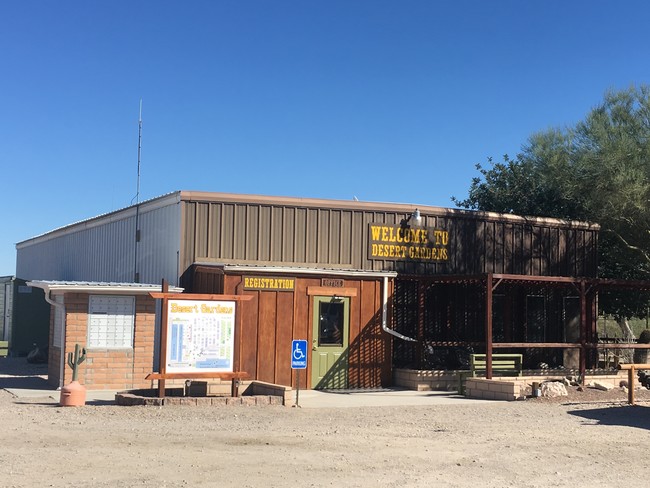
136, 99, 142, 204
133, 99, 143, 282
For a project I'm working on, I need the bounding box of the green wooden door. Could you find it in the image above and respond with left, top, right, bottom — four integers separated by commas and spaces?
311, 296, 349, 389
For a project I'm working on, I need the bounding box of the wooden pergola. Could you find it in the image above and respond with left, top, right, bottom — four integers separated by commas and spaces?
400, 273, 650, 382
486, 274, 650, 381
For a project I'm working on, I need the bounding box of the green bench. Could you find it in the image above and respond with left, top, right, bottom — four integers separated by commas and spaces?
470, 353, 523, 377
0, 341, 8, 358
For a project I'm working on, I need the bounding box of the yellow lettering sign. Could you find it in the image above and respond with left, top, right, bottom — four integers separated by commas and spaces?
170, 303, 198, 313
243, 276, 295, 291
368, 223, 449, 262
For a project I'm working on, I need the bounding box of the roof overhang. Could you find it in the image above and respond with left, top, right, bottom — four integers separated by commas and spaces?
193, 263, 398, 279
27, 280, 184, 295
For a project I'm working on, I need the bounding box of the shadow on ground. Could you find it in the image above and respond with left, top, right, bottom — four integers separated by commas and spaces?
0, 356, 53, 391
568, 405, 650, 431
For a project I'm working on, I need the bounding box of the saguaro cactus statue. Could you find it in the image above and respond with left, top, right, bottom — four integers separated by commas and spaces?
60, 343, 88, 407
67, 344, 87, 382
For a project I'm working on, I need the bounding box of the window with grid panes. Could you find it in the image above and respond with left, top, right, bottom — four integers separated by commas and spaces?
88, 296, 135, 348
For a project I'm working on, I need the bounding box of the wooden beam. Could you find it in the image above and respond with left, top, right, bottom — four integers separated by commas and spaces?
617, 364, 650, 405
145, 372, 249, 380
617, 363, 650, 370
158, 279, 169, 398
579, 280, 587, 384
492, 342, 582, 348
422, 342, 650, 349
306, 286, 357, 297
486, 273, 493, 379
149, 292, 253, 301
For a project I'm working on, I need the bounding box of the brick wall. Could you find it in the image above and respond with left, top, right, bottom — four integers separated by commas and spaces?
465, 378, 519, 401
57, 293, 157, 390
393, 368, 462, 391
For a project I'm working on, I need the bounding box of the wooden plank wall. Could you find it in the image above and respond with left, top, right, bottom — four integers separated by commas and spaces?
223, 274, 389, 389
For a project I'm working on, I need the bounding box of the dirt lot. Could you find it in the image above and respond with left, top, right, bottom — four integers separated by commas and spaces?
1, 361, 649, 488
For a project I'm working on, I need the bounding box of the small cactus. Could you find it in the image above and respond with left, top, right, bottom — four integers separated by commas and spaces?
67, 344, 87, 382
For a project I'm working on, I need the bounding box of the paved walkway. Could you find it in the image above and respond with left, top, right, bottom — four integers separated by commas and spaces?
0, 357, 117, 403
1, 357, 495, 407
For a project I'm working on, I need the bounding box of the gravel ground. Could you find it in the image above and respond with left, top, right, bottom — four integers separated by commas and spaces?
1, 358, 649, 488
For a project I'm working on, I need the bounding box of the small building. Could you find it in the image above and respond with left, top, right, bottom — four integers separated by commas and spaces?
27, 281, 183, 390
17, 191, 609, 390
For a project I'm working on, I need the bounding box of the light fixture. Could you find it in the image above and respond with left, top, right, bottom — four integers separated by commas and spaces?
400, 208, 422, 229
411, 208, 422, 226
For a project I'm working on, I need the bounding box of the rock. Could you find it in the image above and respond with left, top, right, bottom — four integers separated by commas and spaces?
592, 381, 612, 391
541, 381, 568, 397
565, 375, 580, 386
619, 380, 628, 388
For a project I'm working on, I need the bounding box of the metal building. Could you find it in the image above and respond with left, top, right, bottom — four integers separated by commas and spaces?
16, 191, 603, 389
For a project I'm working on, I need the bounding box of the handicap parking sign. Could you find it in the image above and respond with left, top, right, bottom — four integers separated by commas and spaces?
291, 340, 307, 369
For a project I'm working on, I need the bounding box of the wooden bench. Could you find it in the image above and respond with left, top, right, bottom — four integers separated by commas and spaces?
470, 354, 523, 377
145, 371, 249, 398
0, 341, 8, 358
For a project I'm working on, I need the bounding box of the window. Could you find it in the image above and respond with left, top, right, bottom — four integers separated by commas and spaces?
88, 295, 135, 348
317, 300, 344, 346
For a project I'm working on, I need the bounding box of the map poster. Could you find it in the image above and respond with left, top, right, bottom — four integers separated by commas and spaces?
165, 299, 236, 373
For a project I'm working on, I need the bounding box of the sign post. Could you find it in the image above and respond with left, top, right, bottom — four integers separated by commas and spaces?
291, 340, 307, 408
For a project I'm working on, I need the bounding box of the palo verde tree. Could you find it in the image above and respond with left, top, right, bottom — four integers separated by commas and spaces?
454, 85, 650, 337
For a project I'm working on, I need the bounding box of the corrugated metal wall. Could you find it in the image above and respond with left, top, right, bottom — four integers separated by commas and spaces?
15, 192, 600, 286
16, 196, 182, 285
136, 202, 182, 285
181, 197, 599, 278
17, 216, 136, 281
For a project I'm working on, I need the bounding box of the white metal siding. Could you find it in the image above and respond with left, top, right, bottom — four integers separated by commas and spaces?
16, 198, 181, 285
137, 203, 182, 285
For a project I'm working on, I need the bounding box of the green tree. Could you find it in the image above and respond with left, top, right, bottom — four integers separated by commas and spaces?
454, 86, 650, 335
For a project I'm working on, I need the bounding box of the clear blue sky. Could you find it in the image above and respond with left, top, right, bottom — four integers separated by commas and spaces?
2, 1, 649, 276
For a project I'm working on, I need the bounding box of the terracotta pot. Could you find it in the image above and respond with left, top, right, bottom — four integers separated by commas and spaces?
60, 380, 87, 407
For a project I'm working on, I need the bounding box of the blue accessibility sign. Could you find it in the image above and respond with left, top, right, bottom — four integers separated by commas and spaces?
291, 340, 308, 369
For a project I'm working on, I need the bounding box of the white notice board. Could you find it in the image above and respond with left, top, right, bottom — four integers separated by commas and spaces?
165, 299, 236, 373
